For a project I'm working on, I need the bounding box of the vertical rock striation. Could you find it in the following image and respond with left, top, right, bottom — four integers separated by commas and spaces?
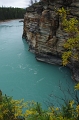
22, 0, 79, 82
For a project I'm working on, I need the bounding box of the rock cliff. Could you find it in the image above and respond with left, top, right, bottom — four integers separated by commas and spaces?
22, 0, 79, 82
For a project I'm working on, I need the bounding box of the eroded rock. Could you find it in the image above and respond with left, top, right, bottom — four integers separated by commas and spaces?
23, 0, 79, 82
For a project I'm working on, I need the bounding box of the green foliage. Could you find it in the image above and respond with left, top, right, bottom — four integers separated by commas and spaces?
0, 93, 15, 120
75, 83, 79, 90
0, 88, 79, 120
58, 7, 79, 66
62, 51, 72, 66
0, 91, 28, 120
0, 7, 26, 20
61, 101, 74, 119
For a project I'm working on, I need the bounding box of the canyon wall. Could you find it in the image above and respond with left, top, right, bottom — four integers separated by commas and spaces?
22, 0, 79, 82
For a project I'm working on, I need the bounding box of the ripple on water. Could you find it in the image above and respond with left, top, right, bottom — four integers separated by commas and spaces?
0, 20, 75, 109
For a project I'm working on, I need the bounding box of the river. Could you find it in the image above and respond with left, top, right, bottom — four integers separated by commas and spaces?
0, 20, 75, 108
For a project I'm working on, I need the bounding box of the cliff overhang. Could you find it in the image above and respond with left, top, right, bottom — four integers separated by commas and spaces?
22, 0, 79, 82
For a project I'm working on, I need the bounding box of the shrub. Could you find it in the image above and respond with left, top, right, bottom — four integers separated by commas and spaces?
58, 7, 79, 66
0, 86, 79, 120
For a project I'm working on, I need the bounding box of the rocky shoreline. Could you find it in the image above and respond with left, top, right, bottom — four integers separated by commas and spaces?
0, 19, 23, 23
22, 0, 79, 82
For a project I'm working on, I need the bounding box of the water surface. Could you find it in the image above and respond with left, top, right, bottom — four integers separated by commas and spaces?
0, 20, 75, 108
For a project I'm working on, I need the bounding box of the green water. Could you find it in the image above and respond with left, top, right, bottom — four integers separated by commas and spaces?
0, 20, 75, 108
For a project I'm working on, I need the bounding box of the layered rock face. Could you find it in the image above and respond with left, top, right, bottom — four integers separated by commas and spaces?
22, 0, 79, 82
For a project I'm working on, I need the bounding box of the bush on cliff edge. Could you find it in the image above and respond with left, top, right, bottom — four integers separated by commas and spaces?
0, 84, 79, 120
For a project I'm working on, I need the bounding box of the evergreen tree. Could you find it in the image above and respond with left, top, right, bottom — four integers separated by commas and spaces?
0, 7, 26, 21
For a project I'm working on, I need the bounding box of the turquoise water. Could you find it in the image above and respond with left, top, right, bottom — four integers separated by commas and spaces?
0, 20, 75, 108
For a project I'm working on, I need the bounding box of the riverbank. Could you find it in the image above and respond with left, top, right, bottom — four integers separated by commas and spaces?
0, 19, 23, 23
0, 20, 11, 23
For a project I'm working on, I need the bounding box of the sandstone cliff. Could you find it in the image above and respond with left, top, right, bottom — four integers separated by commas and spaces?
22, 0, 79, 82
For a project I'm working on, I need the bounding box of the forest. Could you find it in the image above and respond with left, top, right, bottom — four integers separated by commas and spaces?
0, 7, 26, 20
